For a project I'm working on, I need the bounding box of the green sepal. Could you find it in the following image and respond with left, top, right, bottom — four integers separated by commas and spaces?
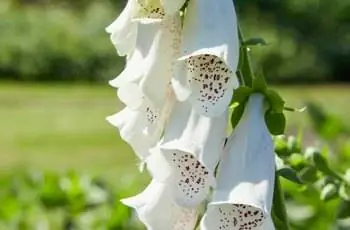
243, 37, 268, 47
277, 167, 304, 185
231, 102, 246, 129
320, 183, 338, 201
266, 89, 285, 113
230, 86, 253, 128
252, 71, 268, 93
265, 112, 286, 135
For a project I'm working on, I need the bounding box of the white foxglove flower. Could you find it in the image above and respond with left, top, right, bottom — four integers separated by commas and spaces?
172, 0, 240, 117
148, 101, 228, 207
200, 93, 275, 230
109, 23, 159, 88
106, 0, 139, 56
107, 83, 174, 162
139, 15, 182, 108
107, 14, 181, 161
121, 179, 198, 230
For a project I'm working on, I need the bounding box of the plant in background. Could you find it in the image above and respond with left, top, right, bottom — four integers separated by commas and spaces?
106, 0, 350, 230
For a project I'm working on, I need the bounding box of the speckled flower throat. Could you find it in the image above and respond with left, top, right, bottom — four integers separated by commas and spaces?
105, 0, 279, 229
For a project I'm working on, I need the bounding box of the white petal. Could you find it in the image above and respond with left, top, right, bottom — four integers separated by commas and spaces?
109, 23, 159, 88
106, 0, 139, 56
117, 83, 145, 110
201, 94, 275, 230
122, 180, 198, 230
140, 15, 182, 109
106, 108, 153, 160
186, 56, 239, 116
260, 217, 275, 230
179, 0, 239, 72
160, 0, 187, 15
148, 101, 228, 207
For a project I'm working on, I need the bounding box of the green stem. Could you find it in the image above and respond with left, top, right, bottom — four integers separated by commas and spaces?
272, 175, 290, 230
238, 24, 254, 87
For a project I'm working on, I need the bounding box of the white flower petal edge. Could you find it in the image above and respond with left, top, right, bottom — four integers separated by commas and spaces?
121, 179, 198, 230
200, 93, 275, 230
106, 0, 139, 56
108, 82, 175, 162
109, 23, 159, 88
106, 108, 154, 161
172, 0, 240, 117
140, 15, 182, 109
148, 101, 228, 207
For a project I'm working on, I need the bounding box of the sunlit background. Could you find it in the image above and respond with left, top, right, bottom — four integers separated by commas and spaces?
0, 0, 350, 229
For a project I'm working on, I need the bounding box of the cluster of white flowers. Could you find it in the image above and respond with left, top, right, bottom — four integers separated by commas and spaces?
106, 0, 276, 229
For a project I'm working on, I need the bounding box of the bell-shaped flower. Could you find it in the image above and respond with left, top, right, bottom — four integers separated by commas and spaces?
172, 0, 240, 117
109, 22, 159, 88
148, 101, 228, 207
107, 82, 174, 162
107, 14, 181, 160
121, 179, 198, 230
106, 0, 139, 56
200, 93, 275, 230
111, 14, 182, 105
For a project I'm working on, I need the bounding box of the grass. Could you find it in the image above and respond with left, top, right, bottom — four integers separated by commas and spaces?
0, 82, 349, 190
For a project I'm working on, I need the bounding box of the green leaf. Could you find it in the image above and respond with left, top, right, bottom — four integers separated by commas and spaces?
299, 166, 318, 183
266, 89, 285, 113
320, 183, 338, 201
243, 37, 268, 46
278, 167, 304, 184
265, 112, 286, 135
337, 200, 350, 219
305, 148, 332, 174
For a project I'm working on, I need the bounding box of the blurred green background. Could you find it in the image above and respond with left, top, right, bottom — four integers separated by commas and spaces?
0, 0, 350, 229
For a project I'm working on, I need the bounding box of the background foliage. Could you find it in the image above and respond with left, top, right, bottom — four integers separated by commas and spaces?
1, 0, 349, 83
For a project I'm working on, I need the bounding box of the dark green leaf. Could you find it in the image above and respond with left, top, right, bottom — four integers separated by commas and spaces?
278, 167, 304, 184
299, 166, 318, 183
